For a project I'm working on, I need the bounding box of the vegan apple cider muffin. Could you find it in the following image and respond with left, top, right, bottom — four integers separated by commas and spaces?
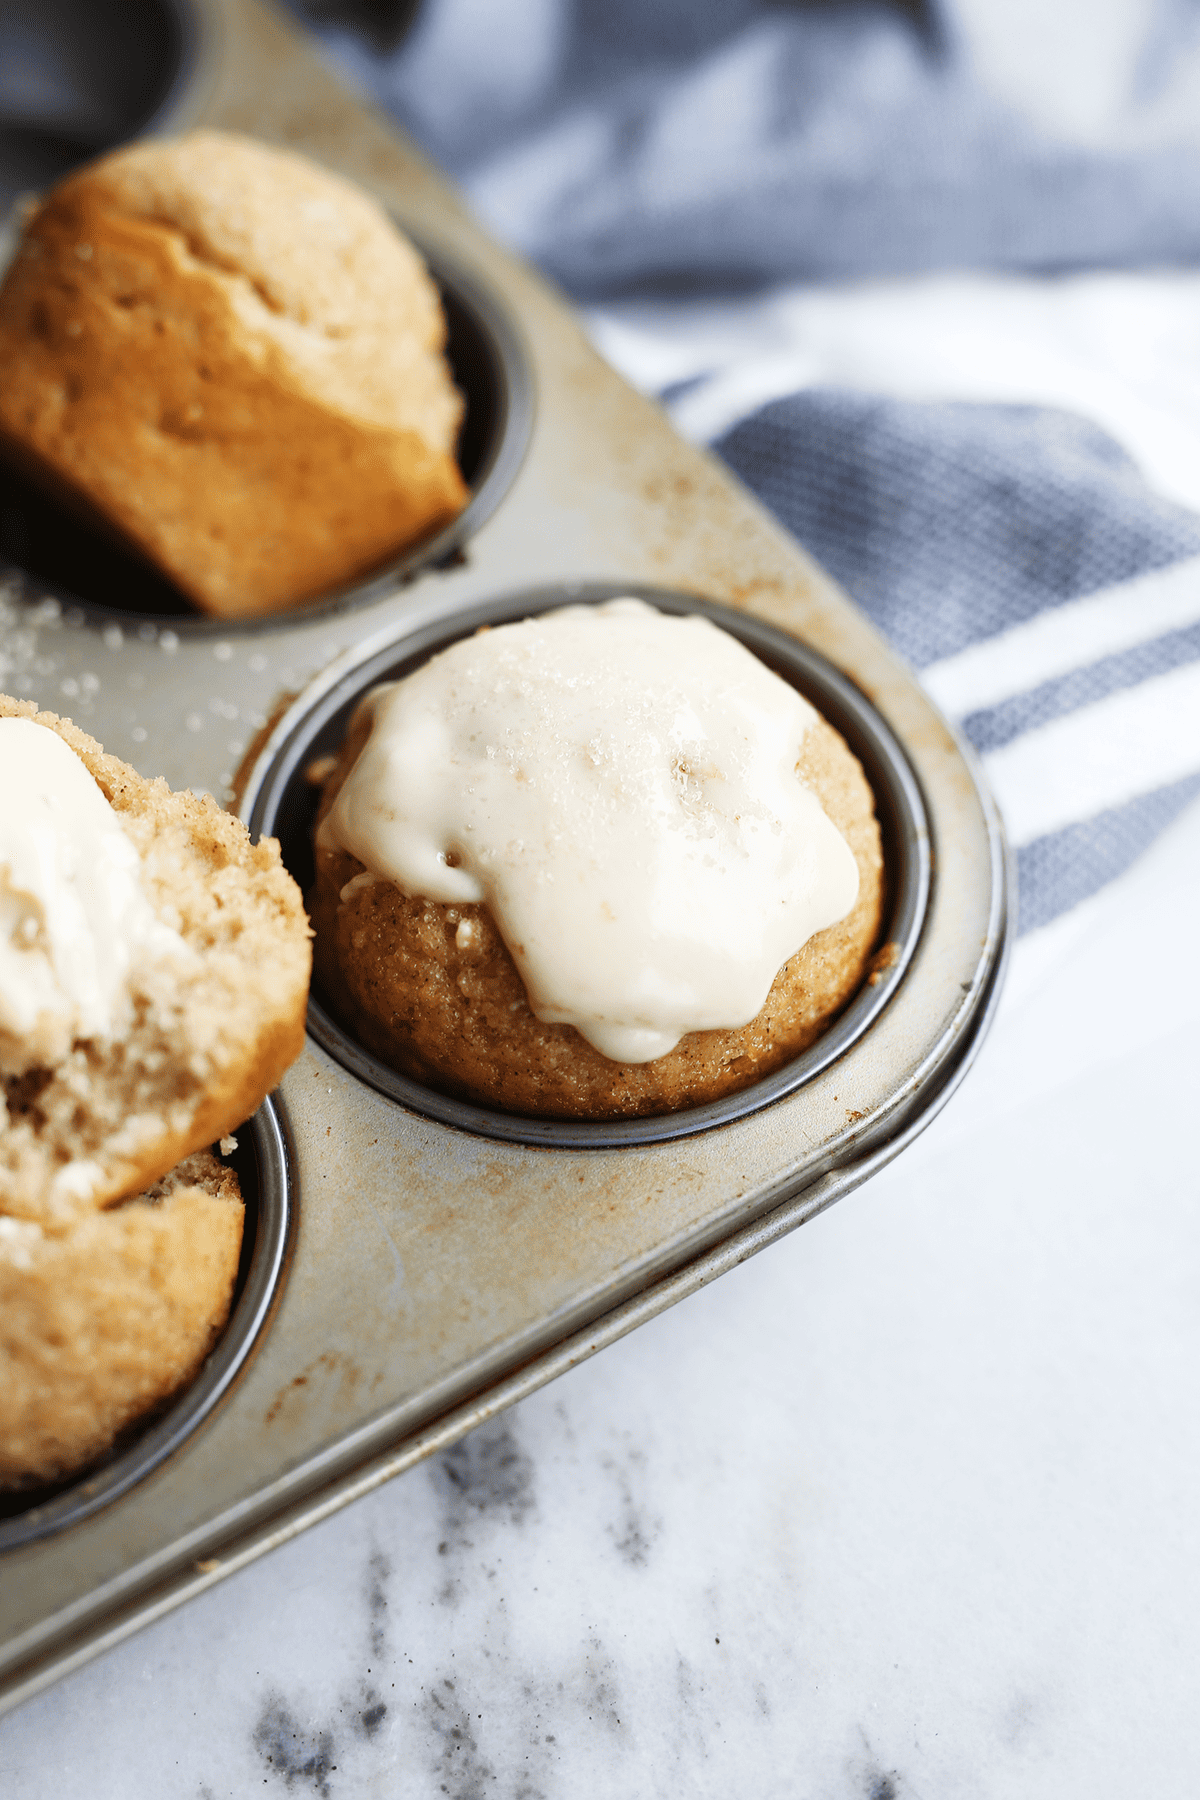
310, 600, 883, 1121
0, 130, 468, 618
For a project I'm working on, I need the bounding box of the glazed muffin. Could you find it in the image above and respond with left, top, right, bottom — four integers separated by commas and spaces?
0, 696, 311, 1224
310, 601, 884, 1119
0, 130, 468, 617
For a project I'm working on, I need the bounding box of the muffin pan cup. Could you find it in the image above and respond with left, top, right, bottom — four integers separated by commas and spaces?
0, 0, 1009, 1715
0, 0, 199, 214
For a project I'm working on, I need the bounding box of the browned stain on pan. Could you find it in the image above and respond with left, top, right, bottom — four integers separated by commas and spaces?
264, 1350, 365, 1430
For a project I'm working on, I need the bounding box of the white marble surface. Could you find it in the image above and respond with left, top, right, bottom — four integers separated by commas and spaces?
2, 793, 1198, 1796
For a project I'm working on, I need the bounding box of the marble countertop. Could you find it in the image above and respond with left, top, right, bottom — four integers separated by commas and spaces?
3, 798, 1198, 1797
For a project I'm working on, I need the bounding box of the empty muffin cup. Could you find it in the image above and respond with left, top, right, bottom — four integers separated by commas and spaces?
0, 0, 197, 215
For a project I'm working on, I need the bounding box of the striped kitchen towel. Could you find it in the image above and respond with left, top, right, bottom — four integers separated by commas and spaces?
716, 392, 1200, 934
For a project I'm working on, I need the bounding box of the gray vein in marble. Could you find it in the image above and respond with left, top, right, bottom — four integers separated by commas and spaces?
253, 1697, 337, 1796
602, 1441, 661, 1569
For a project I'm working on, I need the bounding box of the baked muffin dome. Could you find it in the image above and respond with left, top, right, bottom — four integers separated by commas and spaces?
0, 130, 468, 617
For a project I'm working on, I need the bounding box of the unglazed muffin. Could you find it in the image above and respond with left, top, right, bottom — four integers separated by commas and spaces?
0, 130, 468, 617
310, 602, 884, 1119
0, 1150, 244, 1489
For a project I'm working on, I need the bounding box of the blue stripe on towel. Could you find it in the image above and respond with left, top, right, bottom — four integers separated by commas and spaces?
715, 392, 1200, 667
962, 617, 1200, 755
1015, 769, 1200, 934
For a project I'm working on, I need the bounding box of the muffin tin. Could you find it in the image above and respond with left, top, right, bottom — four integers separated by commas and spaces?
0, 0, 1009, 1714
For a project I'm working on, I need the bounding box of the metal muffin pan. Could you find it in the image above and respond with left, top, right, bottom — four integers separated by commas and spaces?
0, 0, 1009, 1714
253, 585, 932, 1148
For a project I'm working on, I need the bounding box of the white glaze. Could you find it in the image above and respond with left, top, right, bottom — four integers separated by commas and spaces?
0, 717, 186, 1076
319, 600, 859, 1062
